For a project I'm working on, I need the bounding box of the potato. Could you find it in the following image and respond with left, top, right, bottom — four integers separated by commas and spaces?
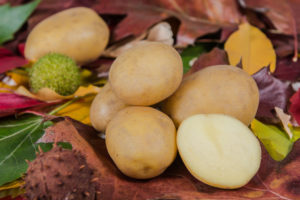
106, 106, 177, 179
109, 42, 183, 106
161, 65, 259, 126
25, 7, 109, 65
90, 82, 127, 132
177, 114, 261, 189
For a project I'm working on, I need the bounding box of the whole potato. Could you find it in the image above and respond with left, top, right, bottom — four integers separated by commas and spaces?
161, 65, 259, 126
109, 42, 183, 106
25, 7, 109, 65
90, 82, 127, 132
106, 106, 177, 179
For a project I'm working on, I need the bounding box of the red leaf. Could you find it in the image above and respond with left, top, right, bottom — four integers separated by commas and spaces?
274, 56, 300, 81
252, 67, 293, 123
0, 93, 44, 117
41, 118, 300, 199
289, 89, 300, 125
0, 47, 28, 74
186, 47, 229, 76
0, 196, 24, 200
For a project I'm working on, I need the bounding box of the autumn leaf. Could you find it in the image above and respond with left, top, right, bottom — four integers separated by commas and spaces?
0, 180, 24, 192
0, 48, 28, 74
55, 94, 96, 125
225, 22, 276, 74
180, 44, 210, 73
289, 88, 300, 125
239, 0, 299, 60
15, 84, 100, 102
251, 119, 293, 161
274, 56, 300, 81
185, 47, 229, 76
0, 93, 47, 118
41, 118, 300, 200
252, 67, 293, 123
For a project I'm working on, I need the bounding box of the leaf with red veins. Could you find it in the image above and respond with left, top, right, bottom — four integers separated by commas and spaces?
0, 47, 28, 74
41, 117, 300, 200
252, 67, 293, 124
0, 93, 47, 117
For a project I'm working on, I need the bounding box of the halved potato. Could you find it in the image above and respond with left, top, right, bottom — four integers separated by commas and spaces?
177, 114, 261, 189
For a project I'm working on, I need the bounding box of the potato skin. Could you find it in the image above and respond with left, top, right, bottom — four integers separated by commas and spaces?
109, 42, 183, 106
161, 65, 259, 126
90, 83, 127, 132
106, 106, 177, 179
25, 7, 109, 65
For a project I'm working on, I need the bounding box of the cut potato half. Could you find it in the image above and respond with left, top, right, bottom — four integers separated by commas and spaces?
177, 114, 261, 189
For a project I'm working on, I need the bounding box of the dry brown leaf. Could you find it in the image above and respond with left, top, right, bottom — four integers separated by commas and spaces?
41, 118, 300, 200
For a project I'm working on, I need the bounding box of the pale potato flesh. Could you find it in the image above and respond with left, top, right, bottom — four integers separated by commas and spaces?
90, 82, 127, 132
106, 106, 177, 179
177, 114, 261, 189
109, 42, 183, 106
161, 65, 259, 127
25, 7, 109, 65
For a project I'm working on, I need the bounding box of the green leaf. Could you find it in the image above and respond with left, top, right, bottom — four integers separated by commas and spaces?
291, 126, 300, 142
0, 114, 49, 186
0, 0, 40, 44
181, 43, 218, 73
251, 119, 293, 161
37, 142, 72, 152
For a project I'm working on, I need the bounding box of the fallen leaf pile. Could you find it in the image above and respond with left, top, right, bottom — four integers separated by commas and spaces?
0, 0, 300, 199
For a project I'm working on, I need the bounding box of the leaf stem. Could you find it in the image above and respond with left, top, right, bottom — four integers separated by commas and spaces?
48, 94, 93, 115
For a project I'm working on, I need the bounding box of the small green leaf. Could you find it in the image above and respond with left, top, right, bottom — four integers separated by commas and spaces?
0, 0, 40, 44
37, 142, 72, 152
251, 119, 293, 161
0, 114, 48, 186
181, 43, 218, 73
181, 45, 205, 73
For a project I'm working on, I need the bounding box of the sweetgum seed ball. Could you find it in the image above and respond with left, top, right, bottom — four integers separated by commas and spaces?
109, 42, 183, 106
161, 65, 259, 126
29, 53, 80, 96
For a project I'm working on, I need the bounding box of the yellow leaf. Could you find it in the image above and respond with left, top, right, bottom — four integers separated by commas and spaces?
73, 84, 101, 97
0, 72, 29, 93
0, 179, 24, 191
6, 71, 29, 86
56, 94, 96, 125
225, 23, 276, 74
15, 85, 101, 102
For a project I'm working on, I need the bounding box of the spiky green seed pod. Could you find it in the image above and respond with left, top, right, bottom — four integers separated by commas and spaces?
29, 53, 80, 96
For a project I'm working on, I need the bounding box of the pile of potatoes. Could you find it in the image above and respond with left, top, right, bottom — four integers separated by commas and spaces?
25, 6, 262, 189
90, 41, 262, 189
